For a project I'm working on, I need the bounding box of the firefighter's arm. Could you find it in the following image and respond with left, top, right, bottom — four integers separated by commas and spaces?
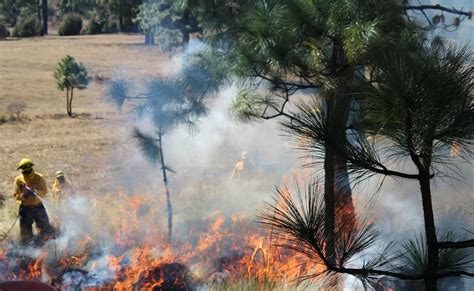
36, 176, 47, 198
13, 179, 25, 202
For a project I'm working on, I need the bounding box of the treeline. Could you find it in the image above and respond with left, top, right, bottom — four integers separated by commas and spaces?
0, 0, 201, 51
0, 0, 142, 37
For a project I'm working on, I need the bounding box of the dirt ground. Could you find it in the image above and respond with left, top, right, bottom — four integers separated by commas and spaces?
0, 34, 171, 203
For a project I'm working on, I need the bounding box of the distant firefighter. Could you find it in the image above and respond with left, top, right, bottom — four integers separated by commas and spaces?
13, 158, 55, 245
52, 170, 74, 203
231, 152, 247, 179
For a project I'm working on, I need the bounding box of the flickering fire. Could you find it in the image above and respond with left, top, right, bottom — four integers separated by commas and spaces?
0, 189, 318, 289
450, 141, 463, 157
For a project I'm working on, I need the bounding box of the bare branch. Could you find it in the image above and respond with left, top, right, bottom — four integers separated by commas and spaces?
405, 5, 472, 18
330, 266, 474, 280
438, 239, 474, 249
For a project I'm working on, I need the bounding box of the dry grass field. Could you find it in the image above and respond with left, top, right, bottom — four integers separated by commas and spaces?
0, 34, 172, 202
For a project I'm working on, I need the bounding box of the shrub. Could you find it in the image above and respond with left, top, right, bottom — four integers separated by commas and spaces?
156, 28, 182, 51
103, 17, 119, 33
83, 19, 103, 35
0, 113, 7, 124
6, 102, 27, 121
0, 22, 10, 39
59, 14, 83, 36
12, 16, 42, 37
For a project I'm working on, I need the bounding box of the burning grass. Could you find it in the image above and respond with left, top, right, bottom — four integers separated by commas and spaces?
0, 177, 323, 290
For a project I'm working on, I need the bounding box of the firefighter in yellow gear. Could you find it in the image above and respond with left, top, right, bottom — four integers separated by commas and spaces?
13, 158, 54, 245
52, 170, 74, 203
231, 152, 247, 179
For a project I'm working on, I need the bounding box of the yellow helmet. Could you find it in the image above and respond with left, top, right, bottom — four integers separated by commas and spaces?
17, 158, 34, 170
55, 170, 64, 178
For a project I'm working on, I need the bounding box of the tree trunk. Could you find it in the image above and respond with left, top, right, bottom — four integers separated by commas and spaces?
66, 88, 70, 116
68, 88, 73, 117
42, 0, 48, 35
334, 156, 355, 228
321, 39, 355, 266
119, 16, 124, 32
182, 30, 190, 46
419, 169, 438, 290
158, 131, 173, 243
405, 95, 438, 290
323, 94, 336, 264
182, 8, 190, 46
145, 32, 155, 45
324, 145, 336, 264
37, 0, 41, 30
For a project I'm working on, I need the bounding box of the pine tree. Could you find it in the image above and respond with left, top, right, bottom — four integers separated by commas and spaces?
268, 39, 474, 290
54, 55, 89, 117
108, 66, 218, 242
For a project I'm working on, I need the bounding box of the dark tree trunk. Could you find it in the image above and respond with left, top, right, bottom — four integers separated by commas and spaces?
145, 32, 155, 45
405, 95, 438, 290
42, 0, 48, 34
66, 88, 70, 116
419, 170, 438, 291
158, 131, 173, 243
182, 30, 190, 46
119, 16, 124, 32
322, 39, 355, 267
324, 145, 336, 264
37, 0, 41, 28
334, 155, 355, 228
182, 8, 190, 46
68, 88, 73, 117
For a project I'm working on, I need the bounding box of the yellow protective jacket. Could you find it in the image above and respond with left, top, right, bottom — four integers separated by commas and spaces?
13, 171, 47, 206
52, 179, 73, 202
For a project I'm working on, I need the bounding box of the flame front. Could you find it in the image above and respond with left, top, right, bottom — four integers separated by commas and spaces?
0, 186, 320, 289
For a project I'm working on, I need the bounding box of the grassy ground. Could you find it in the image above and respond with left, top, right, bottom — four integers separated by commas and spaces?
0, 34, 171, 215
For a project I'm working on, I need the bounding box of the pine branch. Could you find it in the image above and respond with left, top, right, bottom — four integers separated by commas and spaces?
438, 239, 474, 249
133, 127, 161, 164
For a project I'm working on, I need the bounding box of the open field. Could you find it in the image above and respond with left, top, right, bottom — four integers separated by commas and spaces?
0, 34, 171, 201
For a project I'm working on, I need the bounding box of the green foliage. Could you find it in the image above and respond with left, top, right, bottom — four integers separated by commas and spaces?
54, 55, 89, 116
54, 55, 89, 91
83, 18, 118, 34
258, 181, 394, 288
343, 20, 380, 63
55, 0, 139, 32
103, 17, 119, 33
58, 0, 96, 16
134, 0, 200, 47
154, 27, 182, 51
0, 22, 9, 39
398, 232, 474, 274
103, 0, 141, 32
0, 113, 7, 124
59, 14, 83, 36
132, 128, 161, 163
357, 42, 473, 171
12, 16, 42, 37
231, 89, 282, 122
82, 5, 119, 34
0, 193, 4, 208
83, 18, 103, 34
0, 0, 38, 27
